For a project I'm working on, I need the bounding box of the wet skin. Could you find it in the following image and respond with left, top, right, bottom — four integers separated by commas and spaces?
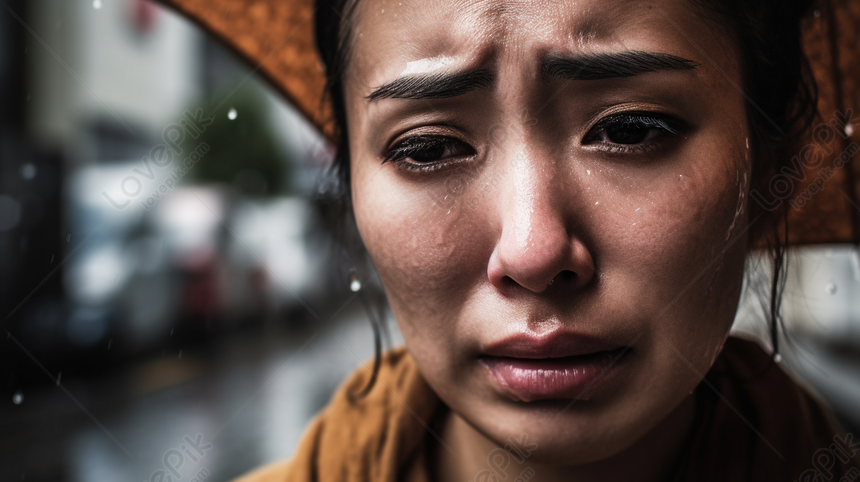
343, 0, 751, 480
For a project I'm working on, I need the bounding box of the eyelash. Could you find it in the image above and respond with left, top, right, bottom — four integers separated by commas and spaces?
383, 112, 684, 171
383, 135, 475, 172
582, 113, 684, 154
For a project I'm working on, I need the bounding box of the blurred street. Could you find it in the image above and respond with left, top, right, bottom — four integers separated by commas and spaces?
0, 305, 401, 482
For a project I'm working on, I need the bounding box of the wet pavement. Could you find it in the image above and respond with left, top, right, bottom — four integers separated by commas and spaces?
0, 305, 398, 482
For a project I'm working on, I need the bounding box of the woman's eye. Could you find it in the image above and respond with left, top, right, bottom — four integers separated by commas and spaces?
384, 135, 475, 169
584, 114, 682, 153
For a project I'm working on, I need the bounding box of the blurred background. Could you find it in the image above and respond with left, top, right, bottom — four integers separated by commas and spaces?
0, 1, 857, 481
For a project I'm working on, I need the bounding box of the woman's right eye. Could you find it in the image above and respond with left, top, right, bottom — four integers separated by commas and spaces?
384, 135, 475, 171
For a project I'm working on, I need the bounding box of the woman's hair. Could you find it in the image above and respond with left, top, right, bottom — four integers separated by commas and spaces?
312, 0, 820, 393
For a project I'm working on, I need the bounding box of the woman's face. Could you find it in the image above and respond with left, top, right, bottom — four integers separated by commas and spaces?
346, 0, 750, 464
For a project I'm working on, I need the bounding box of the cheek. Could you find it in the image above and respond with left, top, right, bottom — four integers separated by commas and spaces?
603, 145, 749, 365
351, 161, 490, 322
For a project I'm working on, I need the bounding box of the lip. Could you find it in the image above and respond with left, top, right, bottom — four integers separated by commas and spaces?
479, 331, 628, 402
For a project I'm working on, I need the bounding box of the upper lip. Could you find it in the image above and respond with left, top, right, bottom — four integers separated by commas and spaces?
481, 329, 624, 359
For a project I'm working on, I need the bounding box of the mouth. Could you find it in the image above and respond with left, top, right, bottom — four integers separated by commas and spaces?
479, 332, 630, 402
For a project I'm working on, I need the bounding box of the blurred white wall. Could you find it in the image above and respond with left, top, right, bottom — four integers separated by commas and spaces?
28, 0, 201, 162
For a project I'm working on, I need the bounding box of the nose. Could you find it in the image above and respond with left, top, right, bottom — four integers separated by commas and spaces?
487, 153, 595, 295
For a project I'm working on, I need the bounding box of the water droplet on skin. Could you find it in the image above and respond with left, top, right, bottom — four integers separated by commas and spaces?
587, 170, 591, 175
349, 273, 362, 292
93, 0, 102, 9
595, 201, 599, 205
774, 353, 783, 363
12, 391, 23, 405
846, 123, 855, 137
825, 282, 838, 295
227, 108, 237, 120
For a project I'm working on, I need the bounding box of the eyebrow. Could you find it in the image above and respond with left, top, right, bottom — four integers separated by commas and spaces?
367, 51, 696, 102
542, 51, 698, 81
367, 69, 494, 101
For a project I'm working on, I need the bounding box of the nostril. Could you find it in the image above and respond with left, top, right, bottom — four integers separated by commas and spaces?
501, 276, 518, 288
546, 271, 576, 289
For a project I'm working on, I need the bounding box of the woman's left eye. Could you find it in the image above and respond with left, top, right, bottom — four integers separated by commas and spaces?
583, 113, 683, 154
384, 135, 475, 171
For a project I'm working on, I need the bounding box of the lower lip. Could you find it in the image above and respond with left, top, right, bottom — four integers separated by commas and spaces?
480, 349, 625, 402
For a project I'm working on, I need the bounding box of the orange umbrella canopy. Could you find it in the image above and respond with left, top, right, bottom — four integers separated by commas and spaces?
157, 0, 860, 245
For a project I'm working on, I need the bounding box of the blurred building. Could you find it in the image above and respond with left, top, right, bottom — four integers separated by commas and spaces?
1, 0, 338, 387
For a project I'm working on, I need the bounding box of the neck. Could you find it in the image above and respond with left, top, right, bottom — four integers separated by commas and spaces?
434, 395, 696, 482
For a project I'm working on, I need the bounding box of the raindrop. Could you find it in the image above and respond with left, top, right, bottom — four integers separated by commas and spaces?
56, 372, 62, 386
227, 108, 238, 120
107, 338, 113, 350
178, 349, 182, 359
349, 273, 362, 292
774, 353, 783, 363
66, 233, 71, 242
825, 282, 838, 295
12, 391, 23, 405
170, 328, 174, 336
93, 0, 102, 9
19, 163, 36, 180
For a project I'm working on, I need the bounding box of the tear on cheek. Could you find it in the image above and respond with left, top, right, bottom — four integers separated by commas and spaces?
725, 171, 748, 241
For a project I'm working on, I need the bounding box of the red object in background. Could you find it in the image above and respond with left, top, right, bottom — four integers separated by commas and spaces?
179, 248, 224, 321
130, 0, 158, 33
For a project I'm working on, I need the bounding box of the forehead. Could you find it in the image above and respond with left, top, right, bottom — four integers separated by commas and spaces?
346, 0, 734, 91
